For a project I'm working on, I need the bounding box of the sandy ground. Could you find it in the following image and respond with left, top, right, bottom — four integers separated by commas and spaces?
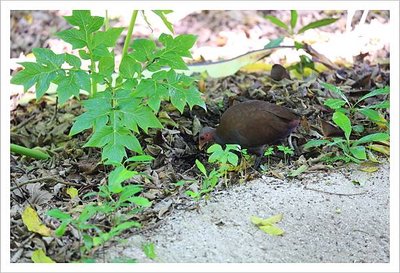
105, 161, 390, 263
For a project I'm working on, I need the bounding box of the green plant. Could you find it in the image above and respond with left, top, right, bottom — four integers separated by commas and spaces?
185, 159, 221, 200
263, 146, 275, 166
265, 10, 338, 36
277, 145, 294, 164
304, 84, 390, 163
265, 11, 338, 76
47, 156, 152, 256
11, 10, 205, 258
11, 10, 206, 166
186, 144, 243, 200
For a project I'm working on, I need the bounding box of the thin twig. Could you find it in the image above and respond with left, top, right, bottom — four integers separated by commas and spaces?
304, 186, 368, 196
11, 176, 81, 191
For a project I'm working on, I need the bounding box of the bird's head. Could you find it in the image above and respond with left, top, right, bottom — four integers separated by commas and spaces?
198, 127, 216, 150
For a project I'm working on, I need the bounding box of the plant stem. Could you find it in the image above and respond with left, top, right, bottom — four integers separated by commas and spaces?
105, 10, 110, 31
11, 144, 50, 160
90, 56, 97, 97
122, 10, 139, 57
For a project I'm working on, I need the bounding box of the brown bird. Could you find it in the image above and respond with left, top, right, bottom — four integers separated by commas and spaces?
199, 100, 300, 166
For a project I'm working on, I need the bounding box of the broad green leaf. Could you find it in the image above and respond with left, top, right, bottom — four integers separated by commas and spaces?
108, 166, 138, 194
22, 206, 52, 236
195, 159, 207, 176
33, 48, 65, 68
57, 28, 87, 49
110, 221, 141, 236
119, 185, 143, 203
93, 27, 124, 48
356, 86, 389, 104
47, 209, 72, 220
207, 144, 223, 154
367, 100, 390, 109
126, 155, 154, 163
64, 10, 104, 34
119, 100, 163, 133
298, 18, 339, 34
98, 51, 115, 78
358, 108, 387, 124
11, 61, 60, 99
290, 10, 298, 30
135, 76, 169, 112
119, 55, 141, 79
131, 39, 156, 62
303, 139, 331, 149
153, 10, 175, 34
227, 153, 239, 166
349, 145, 367, 160
264, 37, 284, 49
127, 197, 152, 207
324, 98, 346, 110
65, 53, 81, 68
353, 133, 389, 146
332, 111, 352, 141
265, 15, 289, 30
31, 249, 55, 263
55, 70, 90, 104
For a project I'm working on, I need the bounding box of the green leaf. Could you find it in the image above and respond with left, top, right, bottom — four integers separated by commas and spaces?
126, 155, 154, 163
332, 111, 352, 141
367, 100, 389, 109
152, 10, 174, 34
227, 153, 239, 166
54, 221, 70, 237
33, 48, 65, 68
31, 249, 55, 263
195, 159, 207, 176
57, 28, 87, 49
358, 108, 387, 124
356, 86, 389, 104
119, 99, 163, 133
264, 37, 284, 49
108, 166, 138, 194
303, 139, 331, 149
290, 10, 298, 30
131, 39, 156, 62
265, 15, 289, 30
98, 51, 115, 78
324, 98, 346, 110
94, 27, 124, 48
353, 133, 389, 146
64, 10, 104, 34
127, 197, 152, 207
11, 62, 59, 99
119, 55, 141, 78
320, 82, 349, 104
349, 145, 367, 160
142, 243, 156, 260
55, 70, 90, 104
65, 53, 82, 68
47, 209, 72, 220
298, 18, 339, 34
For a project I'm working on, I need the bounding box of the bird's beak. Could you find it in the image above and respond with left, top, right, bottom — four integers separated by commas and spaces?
198, 140, 206, 150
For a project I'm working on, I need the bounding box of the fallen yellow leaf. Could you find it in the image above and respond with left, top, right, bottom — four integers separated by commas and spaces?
22, 206, 52, 237
359, 166, 379, 173
367, 144, 390, 156
66, 187, 79, 199
31, 249, 55, 263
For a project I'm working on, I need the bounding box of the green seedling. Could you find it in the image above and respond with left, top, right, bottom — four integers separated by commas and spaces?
277, 145, 294, 164
305, 85, 390, 163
